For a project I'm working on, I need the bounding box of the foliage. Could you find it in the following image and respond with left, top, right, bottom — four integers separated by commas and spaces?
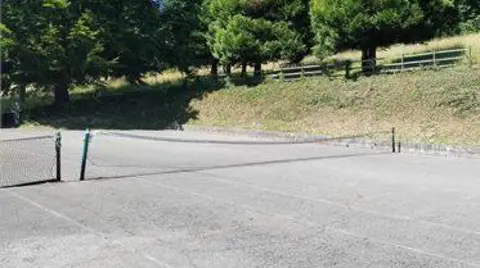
160, 0, 211, 74
2, 0, 480, 111
455, 0, 480, 33
206, 0, 306, 74
310, 0, 454, 71
1, 0, 164, 104
81, 0, 165, 84
242, 0, 313, 62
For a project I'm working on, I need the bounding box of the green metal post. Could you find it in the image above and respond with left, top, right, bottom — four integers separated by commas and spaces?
55, 132, 62, 181
392, 127, 396, 153
80, 128, 91, 181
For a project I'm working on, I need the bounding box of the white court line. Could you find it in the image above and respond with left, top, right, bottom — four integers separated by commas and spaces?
7, 190, 175, 268
135, 176, 480, 268
196, 170, 480, 237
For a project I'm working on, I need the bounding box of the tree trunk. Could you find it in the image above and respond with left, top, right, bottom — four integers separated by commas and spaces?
16, 84, 26, 124
53, 84, 70, 105
241, 61, 247, 79
210, 58, 219, 76
361, 46, 377, 75
253, 62, 262, 79
224, 64, 231, 75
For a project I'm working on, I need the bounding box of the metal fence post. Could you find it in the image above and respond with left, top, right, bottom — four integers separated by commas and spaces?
401, 54, 405, 72
344, 60, 351, 79
80, 128, 91, 181
433, 50, 436, 68
469, 46, 473, 67
55, 132, 62, 181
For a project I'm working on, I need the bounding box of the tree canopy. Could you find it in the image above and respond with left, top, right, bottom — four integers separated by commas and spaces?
205, 0, 307, 77
2, 0, 164, 104
310, 0, 455, 71
1, 0, 478, 107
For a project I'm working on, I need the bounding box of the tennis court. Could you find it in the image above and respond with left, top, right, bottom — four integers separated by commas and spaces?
1, 129, 480, 267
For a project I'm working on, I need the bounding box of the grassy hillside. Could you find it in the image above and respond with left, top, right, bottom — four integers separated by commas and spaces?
189, 66, 480, 145
20, 65, 480, 146
15, 33, 480, 146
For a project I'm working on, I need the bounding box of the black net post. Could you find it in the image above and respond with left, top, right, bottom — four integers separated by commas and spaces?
80, 128, 91, 181
391, 127, 396, 153
55, 132, 62, 181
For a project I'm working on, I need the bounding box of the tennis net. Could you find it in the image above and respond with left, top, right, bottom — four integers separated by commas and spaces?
81, 129, 396, 180
0, 134, 61, 188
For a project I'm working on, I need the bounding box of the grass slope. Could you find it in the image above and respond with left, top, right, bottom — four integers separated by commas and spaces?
190, 66, 480, 145
21, 66, 480, 146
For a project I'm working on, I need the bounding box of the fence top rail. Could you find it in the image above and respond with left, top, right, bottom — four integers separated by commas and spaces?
402, 57, 461, 65
431, 55, 466, 62
402, 51, 437, 58
402, 48, 467, 59
271, 69, 324, 78
379, 56, 463, 67
279, 65, 323, 71
430, 48, 468, 54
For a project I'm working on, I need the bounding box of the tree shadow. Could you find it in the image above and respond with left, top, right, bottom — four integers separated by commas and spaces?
219, 73, 265, 87
25, 75, 226, 130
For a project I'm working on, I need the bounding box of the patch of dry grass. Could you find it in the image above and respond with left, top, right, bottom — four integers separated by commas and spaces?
328, 33, 480, 63
106, 69, 184, 89
189, 66, 480, 146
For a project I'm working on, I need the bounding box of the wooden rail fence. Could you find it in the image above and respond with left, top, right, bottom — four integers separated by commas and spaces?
269, 47, 472, 81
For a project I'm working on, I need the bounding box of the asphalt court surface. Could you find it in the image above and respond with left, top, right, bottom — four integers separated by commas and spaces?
1, 129, 480, 267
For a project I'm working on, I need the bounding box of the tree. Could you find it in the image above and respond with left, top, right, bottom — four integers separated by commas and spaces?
206, 0, 305, 78
1, 0, 165, 105
160, 0, 213, 76
84, 0, 165, 85
243, 0, 313, 63
310, 0, 454, 73
454, 0, 480, 33
2, 0, 110, 104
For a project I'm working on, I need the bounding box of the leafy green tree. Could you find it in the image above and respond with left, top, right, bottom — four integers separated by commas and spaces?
199, 0, 224, 76
310, 0, 454, 73
160, 0, 213, 76
206, 0, 305, 78
2, 0, 109, 104
241, 0, 312, 63
454, 0, 480, 33
2, 0, 165, 105
86, 0, 165, 85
